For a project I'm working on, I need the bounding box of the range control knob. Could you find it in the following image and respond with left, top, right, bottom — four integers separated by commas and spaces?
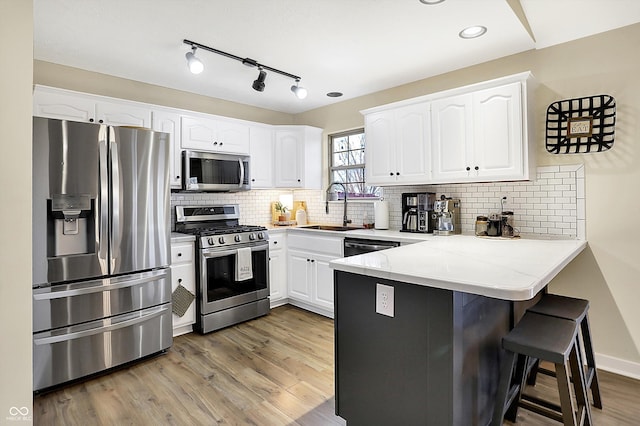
218, 236, 226, 244
234, 235, 241, 242
249, 233, 256, 241
207, 237, 214, 246
257, 232, 264, 240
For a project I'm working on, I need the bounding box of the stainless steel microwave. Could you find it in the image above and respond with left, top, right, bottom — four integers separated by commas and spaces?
182, 150, 250, 192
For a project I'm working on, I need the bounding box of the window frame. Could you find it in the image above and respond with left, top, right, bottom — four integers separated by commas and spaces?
328, 128, 380, 200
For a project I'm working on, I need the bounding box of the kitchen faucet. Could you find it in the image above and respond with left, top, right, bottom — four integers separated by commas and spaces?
326, 182, 351, 227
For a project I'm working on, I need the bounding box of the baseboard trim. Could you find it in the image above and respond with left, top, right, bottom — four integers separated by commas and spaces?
596, 352, 640, 380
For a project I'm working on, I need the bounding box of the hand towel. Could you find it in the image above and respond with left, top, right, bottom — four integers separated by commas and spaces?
236, 247, 253, 281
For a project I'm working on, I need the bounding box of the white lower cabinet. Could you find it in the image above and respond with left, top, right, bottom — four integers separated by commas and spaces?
268, 232, 287, 307
287, 233, 343, 318
170, 240, 196, 336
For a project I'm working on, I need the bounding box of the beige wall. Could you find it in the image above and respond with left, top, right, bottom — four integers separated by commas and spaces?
297, 24, 640, 374
0, 0, 33, 421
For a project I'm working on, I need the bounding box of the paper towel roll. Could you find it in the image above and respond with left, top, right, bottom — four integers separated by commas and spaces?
374, 200, 389, 229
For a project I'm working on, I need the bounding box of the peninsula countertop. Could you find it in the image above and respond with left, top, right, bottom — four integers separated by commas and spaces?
329, 235, 587, 301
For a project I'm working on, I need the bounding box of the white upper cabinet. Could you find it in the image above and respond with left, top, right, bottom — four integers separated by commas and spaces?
431, 82, 525, 182
365, 102, 431, 185
33, 86, 151, 127
249, 125, 275, 188
151, 109, 182, 189
181, 115, 250, 154
362, 72, 534, 185
274, 126, 322, 189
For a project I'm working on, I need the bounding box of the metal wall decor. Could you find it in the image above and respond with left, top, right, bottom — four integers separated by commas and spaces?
545, 95, 616, 154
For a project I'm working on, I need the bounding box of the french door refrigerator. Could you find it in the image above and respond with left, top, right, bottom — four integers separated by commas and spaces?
32, 117, 172, 391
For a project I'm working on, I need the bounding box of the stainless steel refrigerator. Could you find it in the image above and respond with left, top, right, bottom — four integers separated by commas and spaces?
32, 117, 172, 391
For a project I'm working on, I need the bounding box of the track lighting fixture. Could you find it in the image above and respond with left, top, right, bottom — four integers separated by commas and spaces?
183, 39, 307, 99
252, 69, 267, 92
185, 46, 204, 74
291, 79, 308, 99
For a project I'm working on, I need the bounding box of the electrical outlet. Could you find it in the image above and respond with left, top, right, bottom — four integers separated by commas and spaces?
376, 283, 394, 317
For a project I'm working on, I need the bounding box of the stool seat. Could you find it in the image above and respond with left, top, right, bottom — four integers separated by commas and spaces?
526, 293, 602, 410
528, 293, 589, 322
492, 311, 593, 426
503, 312, 578, 365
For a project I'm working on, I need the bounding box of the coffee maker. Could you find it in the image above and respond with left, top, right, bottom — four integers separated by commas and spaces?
432, 196, 461, 236
401, 192, 435, 233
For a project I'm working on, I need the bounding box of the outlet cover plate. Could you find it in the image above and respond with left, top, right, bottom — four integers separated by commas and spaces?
376, 283, 394, 317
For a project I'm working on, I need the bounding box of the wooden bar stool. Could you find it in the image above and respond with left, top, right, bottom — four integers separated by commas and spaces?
527, 294, 602, 409
492, 312, 592, 426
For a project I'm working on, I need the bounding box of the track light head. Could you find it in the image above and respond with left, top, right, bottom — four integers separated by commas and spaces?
252, 69, 267, 92
185, 46, 204, 74
291, 79, 308, 99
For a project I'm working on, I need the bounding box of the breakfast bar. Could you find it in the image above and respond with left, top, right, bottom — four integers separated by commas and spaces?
329, 236, 586, 425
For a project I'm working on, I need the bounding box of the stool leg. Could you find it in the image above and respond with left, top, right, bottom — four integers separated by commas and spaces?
555, 358, 578, 426
526, 358, 540, 385
492, 350, 516, 426
505, 354, 528, 422
580, 315, 602, 409
568, 341, 593, 426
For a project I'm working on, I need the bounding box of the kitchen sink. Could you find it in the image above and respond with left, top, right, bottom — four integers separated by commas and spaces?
301, 225, 363, 232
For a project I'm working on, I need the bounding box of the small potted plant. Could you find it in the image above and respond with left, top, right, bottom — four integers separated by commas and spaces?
275, 201, 288, 222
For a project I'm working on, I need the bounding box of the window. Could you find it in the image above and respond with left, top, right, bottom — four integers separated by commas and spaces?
329, 129, 381, 199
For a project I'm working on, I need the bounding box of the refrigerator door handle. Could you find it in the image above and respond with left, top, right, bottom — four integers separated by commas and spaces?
110, 129, 121, 266
33, 269, 169, 300
98, 127, 109, 268
238, 158, 245, 189
33, 305, 170, 346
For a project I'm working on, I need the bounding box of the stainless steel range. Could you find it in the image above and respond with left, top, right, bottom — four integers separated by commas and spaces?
175, 205, 269, 334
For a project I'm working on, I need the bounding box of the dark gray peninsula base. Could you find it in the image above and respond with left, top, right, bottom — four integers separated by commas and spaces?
334, 271, 512, 425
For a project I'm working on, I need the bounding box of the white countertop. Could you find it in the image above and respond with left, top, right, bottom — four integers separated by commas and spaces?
330, 235, 587, 301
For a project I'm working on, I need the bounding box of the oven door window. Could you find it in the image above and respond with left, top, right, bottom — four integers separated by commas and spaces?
202, 247, 268, 302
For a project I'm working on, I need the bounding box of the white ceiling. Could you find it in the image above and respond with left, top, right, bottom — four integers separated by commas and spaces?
34, 0, 640, 114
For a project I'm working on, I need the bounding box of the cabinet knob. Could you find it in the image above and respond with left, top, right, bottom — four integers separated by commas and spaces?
396, 172, 400, 176
219, 142, 223, 146
98, 119, 104, 124
178, 278, 182, 283
251, 178, 255, 182
306, 259, 310, 262
213, 141, 218, 145
177, 252, 182, 257
311, 259, 315, 263
89, 118, 94, 123
474, 166, 479, 171
273, 241, 278, 245
297, 179, 301, 182
176, 176, 180, 179
389, 172, 394, 176
466, 166, 471, 171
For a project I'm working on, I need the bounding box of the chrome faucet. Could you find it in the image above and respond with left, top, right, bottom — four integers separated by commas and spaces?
326, 182, 351, 227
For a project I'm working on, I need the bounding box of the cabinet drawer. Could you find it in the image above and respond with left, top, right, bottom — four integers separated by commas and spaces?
269, 234, 286, 250
288, 233, 343, 256
171, 243, 194, 264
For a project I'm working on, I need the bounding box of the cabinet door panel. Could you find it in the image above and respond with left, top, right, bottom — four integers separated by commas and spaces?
216, 120, 250, 154
287, 251, 311, 301
365, 111, 396, 185
274, 129, 303, 187
432, 95, 473, 180
269, 248, 286, 302
313, 255, 335, 311
181, 116, 218, 150
249, 126, 274, 188
152, 110, 182, 189
33, 90, 95, 122
473, 83, 523, 178
395, 103, 430, 183
97, 102, 151, 127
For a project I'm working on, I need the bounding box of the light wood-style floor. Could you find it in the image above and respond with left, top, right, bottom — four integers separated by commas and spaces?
34, 305, 640, 425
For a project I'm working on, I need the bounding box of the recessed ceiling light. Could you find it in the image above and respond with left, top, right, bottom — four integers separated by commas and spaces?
459, 25, 487, 39
327, 92, 343, 98
419, 0, 445, 4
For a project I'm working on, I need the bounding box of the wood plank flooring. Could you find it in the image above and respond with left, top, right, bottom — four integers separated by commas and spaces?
34, 305, 640, 425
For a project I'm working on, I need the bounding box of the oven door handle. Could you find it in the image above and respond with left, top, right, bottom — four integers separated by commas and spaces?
201, 243, 268, 259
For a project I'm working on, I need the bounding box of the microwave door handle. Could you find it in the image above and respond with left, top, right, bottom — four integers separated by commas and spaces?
98, 127, 109, 271
238, 158, 245, 189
